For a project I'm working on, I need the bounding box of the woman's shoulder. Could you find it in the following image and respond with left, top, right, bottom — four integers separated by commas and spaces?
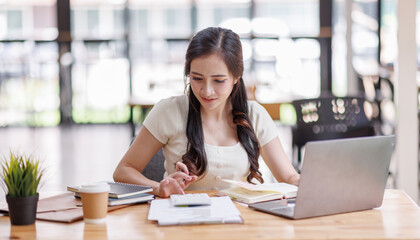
247, 100, 266, 114
154, 95, 188, 112
246, 100, 274, 125
246, 100, 278, 145
157, 95, 188, 106
143, 95, 188, 142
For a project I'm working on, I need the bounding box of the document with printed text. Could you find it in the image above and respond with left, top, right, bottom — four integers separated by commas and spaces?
148, 196, 243, 226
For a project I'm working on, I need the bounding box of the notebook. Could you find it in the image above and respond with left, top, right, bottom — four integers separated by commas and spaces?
219, 179, 298, 204
108, 193, 154, 206
249, 135, 395, 220
67, 182, 153, 198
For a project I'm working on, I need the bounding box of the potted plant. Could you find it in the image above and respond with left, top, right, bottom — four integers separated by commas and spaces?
1, 151, 43, 225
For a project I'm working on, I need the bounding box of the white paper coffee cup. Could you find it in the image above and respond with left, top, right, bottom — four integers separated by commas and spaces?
80, 182, 110, 224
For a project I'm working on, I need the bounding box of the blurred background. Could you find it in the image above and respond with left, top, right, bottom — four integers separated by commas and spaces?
0, 0, 418, 202
0, 0, 401, 127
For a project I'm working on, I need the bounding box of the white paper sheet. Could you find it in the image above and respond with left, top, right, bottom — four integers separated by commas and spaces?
148, 196, 243, 226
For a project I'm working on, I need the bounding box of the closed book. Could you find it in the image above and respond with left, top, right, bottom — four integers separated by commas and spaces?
67, 181, 153, 199
219, 179, 298, 204
108, 193, 155, 206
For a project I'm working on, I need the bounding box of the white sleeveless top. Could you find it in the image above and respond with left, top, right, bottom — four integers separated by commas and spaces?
143, 95, 278, 190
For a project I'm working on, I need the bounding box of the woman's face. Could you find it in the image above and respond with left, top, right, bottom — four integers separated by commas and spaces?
189, 53, 238, 112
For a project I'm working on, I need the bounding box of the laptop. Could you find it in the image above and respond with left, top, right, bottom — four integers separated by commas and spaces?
249, 135, 395, 220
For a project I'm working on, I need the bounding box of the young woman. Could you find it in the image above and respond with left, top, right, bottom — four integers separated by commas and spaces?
113, 27, 300, 197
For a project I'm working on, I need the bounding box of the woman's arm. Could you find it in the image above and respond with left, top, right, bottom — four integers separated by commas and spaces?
113, 126, 164, 193
113, 126, 196, 197
260, 137, 300, 186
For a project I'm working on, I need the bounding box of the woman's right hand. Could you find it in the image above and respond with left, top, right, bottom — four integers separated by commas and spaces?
157, 162, 198, 197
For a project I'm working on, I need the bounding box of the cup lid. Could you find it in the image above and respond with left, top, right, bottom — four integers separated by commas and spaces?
80, 182, 110, 193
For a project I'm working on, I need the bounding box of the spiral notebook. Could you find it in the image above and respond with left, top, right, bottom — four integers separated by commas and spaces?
67, 182, 153, 198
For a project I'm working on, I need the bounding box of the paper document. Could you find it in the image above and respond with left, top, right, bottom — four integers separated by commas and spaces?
148, 196, 243, 226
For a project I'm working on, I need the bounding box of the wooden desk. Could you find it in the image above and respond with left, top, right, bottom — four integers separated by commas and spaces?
1, 189, 419, 239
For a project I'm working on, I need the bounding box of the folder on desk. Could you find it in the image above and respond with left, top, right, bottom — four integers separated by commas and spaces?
148, 196, 243, 226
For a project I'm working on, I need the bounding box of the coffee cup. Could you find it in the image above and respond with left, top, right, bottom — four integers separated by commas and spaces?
80, 182, 110, 224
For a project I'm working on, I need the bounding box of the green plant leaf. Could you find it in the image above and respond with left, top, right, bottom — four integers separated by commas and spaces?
0, 151, 44, 197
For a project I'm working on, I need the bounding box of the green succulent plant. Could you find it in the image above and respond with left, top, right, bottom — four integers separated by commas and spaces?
1, 151, 43, 197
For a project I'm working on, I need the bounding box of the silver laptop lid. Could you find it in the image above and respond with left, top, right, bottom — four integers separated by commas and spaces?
293, 135, 395, 219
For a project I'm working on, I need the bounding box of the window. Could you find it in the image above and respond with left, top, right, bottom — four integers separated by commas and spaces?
71, 0, 130, 123
0, 0, 326, 126
0, 1, 59, 126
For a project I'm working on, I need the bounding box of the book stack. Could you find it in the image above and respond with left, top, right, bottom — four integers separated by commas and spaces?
218, 179, 298, 204
67, 182, 155, 206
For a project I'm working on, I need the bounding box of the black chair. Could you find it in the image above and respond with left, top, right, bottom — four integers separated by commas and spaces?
358, 74, 395, 135
130, 137, 166, 182
142, 149, 166, 182
291, 96, 376, 171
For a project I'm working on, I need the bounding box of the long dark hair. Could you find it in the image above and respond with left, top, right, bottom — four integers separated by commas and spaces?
182, 27, 263, 184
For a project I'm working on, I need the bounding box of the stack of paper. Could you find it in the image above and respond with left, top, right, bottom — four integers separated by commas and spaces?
148, 196, 243, 226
